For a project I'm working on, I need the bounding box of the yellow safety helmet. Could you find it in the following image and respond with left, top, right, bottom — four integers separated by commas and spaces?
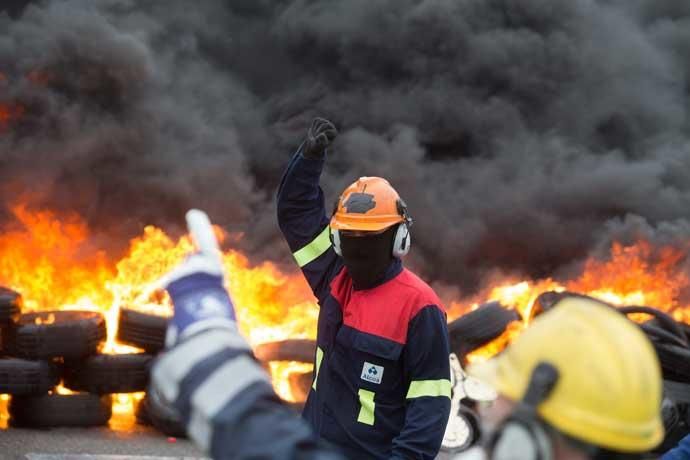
470, 297, 663, 453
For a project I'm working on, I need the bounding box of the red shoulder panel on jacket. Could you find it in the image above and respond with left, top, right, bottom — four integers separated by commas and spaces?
330, 268, 445, 344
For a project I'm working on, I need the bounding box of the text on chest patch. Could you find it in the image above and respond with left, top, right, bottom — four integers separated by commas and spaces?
361, 361, 384, 384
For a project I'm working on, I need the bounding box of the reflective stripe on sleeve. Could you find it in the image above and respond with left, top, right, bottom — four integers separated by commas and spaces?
406, 379, 452, 399
187, 355, 268, 450
293, 227, 332, 267
152, 329, 249, 402
357, 389, 375, 426
312, 346, 324, 391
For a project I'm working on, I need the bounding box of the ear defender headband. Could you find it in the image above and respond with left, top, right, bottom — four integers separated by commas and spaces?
487, 362, 560, 460
329, 197, 413, 258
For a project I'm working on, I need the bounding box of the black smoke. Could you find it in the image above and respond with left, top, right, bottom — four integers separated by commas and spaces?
1, 0, 690, 294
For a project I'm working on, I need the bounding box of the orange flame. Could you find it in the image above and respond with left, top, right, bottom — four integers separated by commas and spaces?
460, 241, 690, 362
0, 204, 318, 419
1, 203, 689, 428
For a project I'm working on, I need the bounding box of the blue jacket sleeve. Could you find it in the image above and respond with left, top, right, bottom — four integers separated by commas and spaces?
391, 305, 452, 460
663, 434, 690, 460
151, 328, 345, 460
276, 147, 343, 303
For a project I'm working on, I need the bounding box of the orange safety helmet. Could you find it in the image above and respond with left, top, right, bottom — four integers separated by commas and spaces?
330, 176, 409, 232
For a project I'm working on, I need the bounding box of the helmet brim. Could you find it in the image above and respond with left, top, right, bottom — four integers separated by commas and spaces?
330, 215, 403, 232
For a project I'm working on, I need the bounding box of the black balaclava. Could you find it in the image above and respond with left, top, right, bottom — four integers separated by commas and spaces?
340, 225, 397, 290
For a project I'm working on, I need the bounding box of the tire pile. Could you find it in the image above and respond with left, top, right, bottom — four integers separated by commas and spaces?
255, 338, 317, 412
116, 307, 187, 437
617, 306, 690, 455
0, 287, 166, 431
447, 301, 520, 361
1, 295, 114, 428
120, 309, 319, 430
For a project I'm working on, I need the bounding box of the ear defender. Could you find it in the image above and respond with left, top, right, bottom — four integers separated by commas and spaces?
392, 198, 412, 258
489, 414, 553, 460
487, 362, 559, 460
392, 223, 411, 258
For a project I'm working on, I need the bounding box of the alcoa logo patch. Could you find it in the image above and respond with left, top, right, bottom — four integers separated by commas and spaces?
361, 362, 384, 384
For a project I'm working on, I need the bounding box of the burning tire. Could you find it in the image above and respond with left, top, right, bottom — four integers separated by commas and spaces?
117, 308, 168, 353
64, 353, 153, 394
288, 370, 313, 402
0, 287, 22, 323
620, 306, 688, 348
6, 311, 106, 360
447, 302, 519, 359
0, 358, 60, 395
9, 393, 112, 427
676, 322, 690, 344
529, 291, 609, 320
254, 339, 316, 363
619, 306, 690, 381
664, 380, 690, 404
530, 290, 574, 317
653, 342, 690, 382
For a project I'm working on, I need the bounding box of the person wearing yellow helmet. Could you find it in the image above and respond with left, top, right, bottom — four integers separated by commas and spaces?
276, 118, 451, 459
454, 296, 664, 460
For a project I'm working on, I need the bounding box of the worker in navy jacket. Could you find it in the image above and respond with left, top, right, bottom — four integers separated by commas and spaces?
276, 118, 452, 459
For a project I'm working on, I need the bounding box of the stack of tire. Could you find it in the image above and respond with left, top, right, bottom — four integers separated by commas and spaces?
447, 301, 520, 362
116, 307, 186, 437
254, 338, 317, 412
117, 308, 318, 430
618, 306, 690, 455
0, 287, 152, 428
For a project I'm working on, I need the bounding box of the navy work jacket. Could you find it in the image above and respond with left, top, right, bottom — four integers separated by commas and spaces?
277, 149, 451, 460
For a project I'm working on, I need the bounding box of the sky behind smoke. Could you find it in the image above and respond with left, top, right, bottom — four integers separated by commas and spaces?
1, 0, 689, 294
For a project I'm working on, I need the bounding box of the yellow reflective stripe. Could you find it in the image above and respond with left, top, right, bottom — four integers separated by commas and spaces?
406, 379, 452, 399
312, 347, 324, 391
293, 227, 332, 267
357, 389, 375, 426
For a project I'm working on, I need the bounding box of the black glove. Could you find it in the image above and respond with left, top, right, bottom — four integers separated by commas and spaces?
302, 117, 338, 159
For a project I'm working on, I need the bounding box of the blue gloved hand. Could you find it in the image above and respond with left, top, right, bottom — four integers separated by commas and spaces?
160, 209, 237, 347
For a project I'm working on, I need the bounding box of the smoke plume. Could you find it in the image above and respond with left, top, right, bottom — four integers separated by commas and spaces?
1, 0, 690, 294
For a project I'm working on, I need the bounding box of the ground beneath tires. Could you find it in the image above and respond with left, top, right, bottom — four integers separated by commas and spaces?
1, 424, 204, 460
2, 426, 455, 460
